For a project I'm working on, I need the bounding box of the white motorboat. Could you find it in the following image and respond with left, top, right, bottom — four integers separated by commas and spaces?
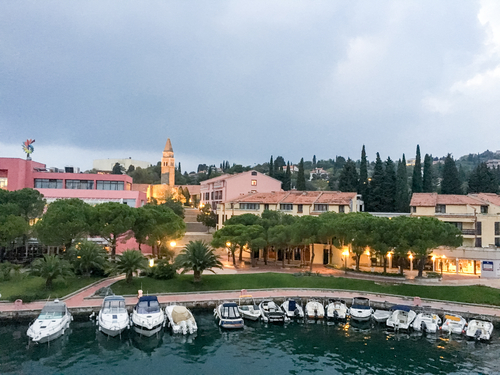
259, 300, 289, 324
386, 305, 416, 330
441, 314, 467, 335
238, 295, 261, 321
130, 296, 165, 337
349, 297, 373, 321
97, 296, 130, 337
372, 309, 391, 323
281, 299, 305, 319
305, 300, 325, 319
27, 299, 72, 343
165, 305, 197, 335
465, 318, 494, 341
412, 312, 441, 333
325, 299, 348, 320
214, 302, 244, 329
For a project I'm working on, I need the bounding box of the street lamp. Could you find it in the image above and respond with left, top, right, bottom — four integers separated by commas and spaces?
170, 241, 176, 248
342, 248, 349, 275
431, 255, 436, 272
149, 258, 154, 267
440, 255, 446, 278
409, 253, 413, 272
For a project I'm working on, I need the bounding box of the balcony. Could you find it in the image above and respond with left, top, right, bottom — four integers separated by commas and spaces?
461, 229, 476, 236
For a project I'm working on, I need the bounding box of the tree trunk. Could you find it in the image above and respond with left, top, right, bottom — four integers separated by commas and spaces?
383, 256, 387, 274
418, 257, 425, 277
356, 254, 360, 271
193, 270, 201, 282
264, 247, 268, 266
282, 248, 285, 268
232, 249, 236, 266
309, 243, 315, 272
46, 277, 53, 289
239, 246, 243, 262
111, 236, 117, 260
399, 257, 404, 275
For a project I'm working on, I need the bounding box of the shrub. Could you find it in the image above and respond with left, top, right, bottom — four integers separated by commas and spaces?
150, 259, 177, 280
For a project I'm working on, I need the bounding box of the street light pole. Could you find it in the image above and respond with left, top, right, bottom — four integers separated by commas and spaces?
342, 248, 349, 275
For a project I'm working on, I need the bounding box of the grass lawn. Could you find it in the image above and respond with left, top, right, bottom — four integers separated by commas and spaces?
111, 273, 500, 306
0, 275, 103, 302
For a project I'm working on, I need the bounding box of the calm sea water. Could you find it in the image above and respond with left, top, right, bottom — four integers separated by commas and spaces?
1, 311, 499, 375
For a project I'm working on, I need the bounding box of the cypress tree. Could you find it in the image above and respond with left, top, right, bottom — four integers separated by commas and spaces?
382, 157, 396, 212
283, 162, 291, 191
411, 145, 422, 193
313, 155, 317, 167
358, 145, 369, 201
441, 154, 462, 194
296, 158, 306, 191
422, 154, 433, 192
395, 155, 410, 212
178, 162, 182, 174
467, 163, 498, 193
368, 153, 384, 212
338, 159, 359, 192
269, 156, 274, 177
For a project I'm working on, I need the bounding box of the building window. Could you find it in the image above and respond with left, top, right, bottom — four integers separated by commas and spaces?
65, 180, 94, 189
264, 204, 269, 210
204, 192, 210, 200
411, 206, 416, 213
495, 222, 499, 236
496, 237, 500, 247
435, 204, 446, 213
34, 179, 63, 189
251, 171, 257, 176
251, 179, 257, 186
280, 204, 293, 211
481, 205, 488, 214
0, 177, 7, 189
476, 221, 482, 236
446, 222, 463, 230
314, 204, 328, 212
122, 199, 136, 207
475, 237, 482, 247
214, 190, 223, 200
297, 204, 303, 213
211, 192, 214, 200
339, 205, 345, 213
96, 181, 124, 190
240, 203, 259, 210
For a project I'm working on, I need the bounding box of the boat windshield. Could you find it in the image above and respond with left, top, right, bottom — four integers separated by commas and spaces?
221, 304, 240, 319
136, 300, 160, 314
39, 303, 66, 320
103, 300, 126, 314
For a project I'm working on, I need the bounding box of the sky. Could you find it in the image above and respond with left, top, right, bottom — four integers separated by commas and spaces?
1, 0, 500, 173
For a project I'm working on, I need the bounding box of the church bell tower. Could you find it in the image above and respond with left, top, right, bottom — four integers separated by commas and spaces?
161, 138, 175, 186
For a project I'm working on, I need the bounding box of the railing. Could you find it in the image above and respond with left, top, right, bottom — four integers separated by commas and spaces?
461, 229, 476, 235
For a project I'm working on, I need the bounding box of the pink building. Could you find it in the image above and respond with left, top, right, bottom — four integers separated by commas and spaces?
200, 170, 282, 210
0, 157, 146, 207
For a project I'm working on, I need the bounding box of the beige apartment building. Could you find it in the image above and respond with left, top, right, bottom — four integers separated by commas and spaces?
410, 193, 500, 278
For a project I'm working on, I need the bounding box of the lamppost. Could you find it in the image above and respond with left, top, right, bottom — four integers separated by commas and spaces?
431, 255, 436, 272
170, 241, 176, 248
409, 253, 413, 272
440, 255, 446, 278
342, 248, 349, 275
387, 252, 392, 269
226, 242, 231, 261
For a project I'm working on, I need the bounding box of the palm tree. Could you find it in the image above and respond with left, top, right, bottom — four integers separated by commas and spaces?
30, 254, 73, 289
69, 240, 108, 277
175, 240, 223, 282
115, 250, 148, 283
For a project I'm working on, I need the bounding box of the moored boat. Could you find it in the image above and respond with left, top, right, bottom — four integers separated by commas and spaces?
305, 300, 325, 319
27, 299, 73, 343
372, 309, 391, 323
325, 299, 348, 320
238, 295, 261, 321
131, 296, 165, 337
349, 297, 373, 322
259, 300, 289, 324
214, 302, 244, 329
412, 312, 441, 333
165, 305, 197, 335
441, 314, 467, 335
281, 299, 305, 319
386, 305, 416, 330
465, 318, 493, 341
98, 295, 130, 337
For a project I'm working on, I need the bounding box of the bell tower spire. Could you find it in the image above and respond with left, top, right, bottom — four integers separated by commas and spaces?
161, 138, 175, 186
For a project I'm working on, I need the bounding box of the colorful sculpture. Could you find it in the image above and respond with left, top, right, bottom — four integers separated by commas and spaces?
22, 139, 35, 159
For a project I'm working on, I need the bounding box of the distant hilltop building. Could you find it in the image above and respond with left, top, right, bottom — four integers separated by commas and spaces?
161, 138, 175, 186
93, 158, 151, 173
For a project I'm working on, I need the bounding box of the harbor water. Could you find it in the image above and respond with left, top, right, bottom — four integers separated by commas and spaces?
1, 311, 499, 374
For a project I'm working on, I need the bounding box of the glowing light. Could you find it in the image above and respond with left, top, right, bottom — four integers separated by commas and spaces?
149, 259, 154, 267
432, 255, 436, 261
170, 241, 176, 248
226, 242, 231, 247
342, 249, 349, 257
387, 252, 392, 258
409, 254, 413, 260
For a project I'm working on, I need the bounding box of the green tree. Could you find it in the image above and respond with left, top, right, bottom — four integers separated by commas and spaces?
467, 163, 498, 193
422, 154, 434, 192
197, 203, 217, 232
291, 215, 319, 272
111, 162, 125, 175
115, 250, 148, 283
441, 154, 462, 194
412, 145, 422, 193
395, 155, 410, 212
368, 153, 384, 212
91, 202, 136, 259
142, 205, 186, 257
175, 240, 223, 282
283, 162, 292, 191
338, 158, 359, 192
0, 214, 28, 250
127, 165, 135, 174
358, 145, 369, 205
69, 240, 108, 277
381, 157, 396, 212
296, 158, 306, 191
8, 188, 46, 222
36, 198, 91, 250
30, 254, 73, 289
211, 224, 247, 266
370, 217, 398, 273
269, 156, 274, 177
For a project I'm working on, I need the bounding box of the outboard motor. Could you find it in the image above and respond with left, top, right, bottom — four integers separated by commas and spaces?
180, 320, 187, 335
421, 321, 428, 333
474, 329, 482, 341
333, 310, 339, 319
314, 308, 318, 318
187, 320, 195, 334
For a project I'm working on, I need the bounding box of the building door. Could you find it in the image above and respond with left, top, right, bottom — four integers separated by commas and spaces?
323, 248, 329, 265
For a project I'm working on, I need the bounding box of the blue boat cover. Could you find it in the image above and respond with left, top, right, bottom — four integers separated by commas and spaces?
288, 300, 296, 311
223, 302, 238, 307
138, 296, 158, 302
390, 305, 411, 312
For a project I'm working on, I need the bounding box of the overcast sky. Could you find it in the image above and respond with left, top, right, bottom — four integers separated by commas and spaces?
1, 0, 500, 173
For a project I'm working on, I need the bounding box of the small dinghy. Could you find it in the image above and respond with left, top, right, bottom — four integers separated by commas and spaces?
259, 300, 289, 324
305, 300, 325, 319
214, 302, 244, 329
238, 295, 261, 321
165, 305, 197, 335
349, 297, 373, 322
466, 318, 493, 341
386, 305, 416, 331
281, 299, 304, 319
98, 295, 130, 337
27, 299, 72, 343
441, 314, 467, 335
412, 312, 441, 333
372, 309, 391, 323
131, 296, 165, 337
325, 299, 348, 320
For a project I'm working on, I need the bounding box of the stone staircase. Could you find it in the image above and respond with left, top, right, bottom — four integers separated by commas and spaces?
177, 208, 213, 248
